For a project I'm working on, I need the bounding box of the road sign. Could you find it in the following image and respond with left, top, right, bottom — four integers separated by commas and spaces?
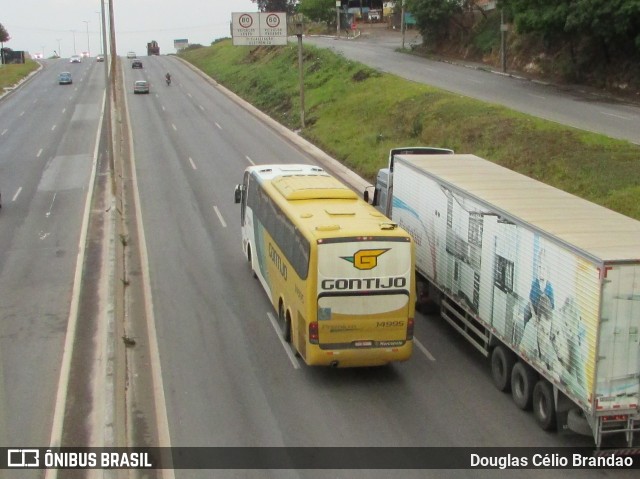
232, 12, 288, 46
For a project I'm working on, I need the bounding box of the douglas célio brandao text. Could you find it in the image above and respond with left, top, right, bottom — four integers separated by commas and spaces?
470, 453, 635, 469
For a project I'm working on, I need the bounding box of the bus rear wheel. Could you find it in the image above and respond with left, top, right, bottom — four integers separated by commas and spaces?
278, 301, 291, 343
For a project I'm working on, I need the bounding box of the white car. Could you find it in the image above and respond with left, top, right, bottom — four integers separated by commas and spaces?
70, 55, 82, 63
126, 51, 137, 59
133, 80, 150, 94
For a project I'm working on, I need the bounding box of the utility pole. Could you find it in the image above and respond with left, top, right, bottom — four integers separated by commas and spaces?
401, 0, 406, 50
295, 18, 305, 129
83, 20, 90, 56
336, 1, 341, 39
500, 9, 507, 73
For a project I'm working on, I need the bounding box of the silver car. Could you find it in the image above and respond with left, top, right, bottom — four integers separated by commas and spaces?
133, 80, 150, 94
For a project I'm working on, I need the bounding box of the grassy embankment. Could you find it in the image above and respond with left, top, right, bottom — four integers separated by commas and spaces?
0, 60, 39, 91
180, 40, 640, 221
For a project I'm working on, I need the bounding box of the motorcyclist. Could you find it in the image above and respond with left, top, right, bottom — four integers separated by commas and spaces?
165, 72, 171, 84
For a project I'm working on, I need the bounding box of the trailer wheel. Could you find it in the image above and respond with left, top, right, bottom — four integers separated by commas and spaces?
532, 380, 556, 431
511, 362, 537, 410
490, 345, 515, 392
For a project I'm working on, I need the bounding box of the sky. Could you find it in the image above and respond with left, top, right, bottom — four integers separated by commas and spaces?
3, 0, 258, 58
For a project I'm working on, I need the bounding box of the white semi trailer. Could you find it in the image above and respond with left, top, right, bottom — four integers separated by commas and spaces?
365, 150, 640, 447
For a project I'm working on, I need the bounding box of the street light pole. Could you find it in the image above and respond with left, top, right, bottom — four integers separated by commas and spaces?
56, 38, 62, 58
71, 30, 77, 55
96, 11, 103, 55
83, 21, 90, 56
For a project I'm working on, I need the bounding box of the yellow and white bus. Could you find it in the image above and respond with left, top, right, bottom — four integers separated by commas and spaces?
234, 164, 415, 367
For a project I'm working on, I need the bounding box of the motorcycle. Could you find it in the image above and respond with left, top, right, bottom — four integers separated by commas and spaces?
165, 76, 171, 86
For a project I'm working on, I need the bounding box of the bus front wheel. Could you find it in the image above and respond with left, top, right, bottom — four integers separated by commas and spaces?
247, 246, 257, 279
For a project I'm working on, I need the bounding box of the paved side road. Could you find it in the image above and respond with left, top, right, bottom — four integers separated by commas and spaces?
305, 24, 640, 144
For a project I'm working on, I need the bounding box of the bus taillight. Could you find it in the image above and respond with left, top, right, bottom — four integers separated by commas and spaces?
309, 321, 319, 344
406, 318, 414, 340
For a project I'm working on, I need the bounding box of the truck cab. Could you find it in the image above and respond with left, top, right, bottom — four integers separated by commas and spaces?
365, 147, 453, 215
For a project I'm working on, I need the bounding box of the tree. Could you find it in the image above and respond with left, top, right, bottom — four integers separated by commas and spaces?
405, 0, 465, 46
0, 23, 10, 44
298, 0, 336, 25
499, 0, 640, 62
252, 0, 299, 14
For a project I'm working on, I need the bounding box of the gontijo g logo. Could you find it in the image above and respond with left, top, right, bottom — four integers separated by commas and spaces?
341, 249, 389, 270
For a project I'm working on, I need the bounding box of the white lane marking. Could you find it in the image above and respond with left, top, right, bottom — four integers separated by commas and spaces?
1, 129, 7, 136
213, 205, 227, 228
12, 187, 22, 202
245, 156, 255, 165
414, 338, 436, 361
214, 122, 222, 130
528, 93, 546, 100
601, 111, 633, 121
37, 148, 43, 158
188, 157, 197, 170
267, 312, 301, 369
171, 123, 177, 131
46, 192, 57, 218
199, 105, 205, 111
187, 93, 192, 98
51, 124, 57, 131
20, 111, 25, 117
161, 105, 166, 112
62, 108, 66, 114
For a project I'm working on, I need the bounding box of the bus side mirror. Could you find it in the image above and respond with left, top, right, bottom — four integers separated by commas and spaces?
234, 184, 242, 204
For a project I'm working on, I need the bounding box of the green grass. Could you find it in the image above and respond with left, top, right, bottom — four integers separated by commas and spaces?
186, 40, 638, 221
0, 60, 39, 91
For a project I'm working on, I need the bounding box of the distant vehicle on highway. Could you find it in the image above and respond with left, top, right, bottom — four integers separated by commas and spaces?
147, 40, 160, 56
58, 72, 72, 85
127, 51, 137, 59
132, 59, 143, 69
96, 54, 105, 62
69, 55, 82, 63
133, 80, 149, 94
